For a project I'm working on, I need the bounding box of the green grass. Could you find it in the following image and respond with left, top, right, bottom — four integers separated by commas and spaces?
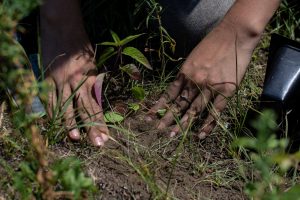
1, 0, 300, 199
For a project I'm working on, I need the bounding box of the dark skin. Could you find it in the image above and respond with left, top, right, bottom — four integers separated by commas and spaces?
41, 0, 109, 146
41, 0, 281, 146
146, 0, 281, 138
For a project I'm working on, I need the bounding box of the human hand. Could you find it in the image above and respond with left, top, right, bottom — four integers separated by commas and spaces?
45, 52, 109, 146
146, 0, 280, 138
40, 0, 109, 147
146, 21, 259, 138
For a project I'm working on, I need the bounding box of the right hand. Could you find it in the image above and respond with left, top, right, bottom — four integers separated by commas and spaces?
146, 19, 260, 138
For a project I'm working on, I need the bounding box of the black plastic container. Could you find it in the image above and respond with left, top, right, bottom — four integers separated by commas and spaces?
261, 34, 300, 150
262, 34, 300, 110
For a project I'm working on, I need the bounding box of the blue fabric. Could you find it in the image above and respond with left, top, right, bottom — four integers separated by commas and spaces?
29, 53, 40, 79
29, 54, 46, 114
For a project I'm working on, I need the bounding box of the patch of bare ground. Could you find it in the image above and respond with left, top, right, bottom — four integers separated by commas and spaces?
49, 36, 271, 199
51, 111, 246, 199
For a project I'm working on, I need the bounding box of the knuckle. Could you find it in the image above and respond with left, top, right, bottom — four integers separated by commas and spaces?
225, 82, 236, 91
70, 75, 83, 87
210, 82, 236, 96
173, 78, 183, 87
189, 105, 200, 114
222, 83, 236, 95
193, 73, 207, 85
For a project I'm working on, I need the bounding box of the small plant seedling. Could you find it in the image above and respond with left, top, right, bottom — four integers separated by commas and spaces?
52, 157, 96, 199
97, 30, 152, 72
233, 110, 300, 199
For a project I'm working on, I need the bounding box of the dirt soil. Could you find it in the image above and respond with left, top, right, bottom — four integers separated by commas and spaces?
51, 106, 246, 200
1, 37, 271, 200
2, 42, 270, 199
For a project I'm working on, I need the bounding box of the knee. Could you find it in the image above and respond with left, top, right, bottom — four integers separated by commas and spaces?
161, 0, 235, 55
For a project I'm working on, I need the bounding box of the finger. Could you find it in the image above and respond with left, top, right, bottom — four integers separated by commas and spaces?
169, 89, 212, 137
156, 104, 180, 129
157, 81, 199, 129
58, 84, 81, 141
45, 77, 57, 119
75, 77, 109, 146
198, 95, 228, 140
169, 114, 190, 137
156, 82, 199, 129
173, 80, 200, 111
145, 73, 186, 121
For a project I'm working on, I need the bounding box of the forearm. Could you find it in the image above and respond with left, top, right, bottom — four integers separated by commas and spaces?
40, 0, 90, 43
40, 0, 83, 26
40, 0, 93, 65
220, 0, 281, 48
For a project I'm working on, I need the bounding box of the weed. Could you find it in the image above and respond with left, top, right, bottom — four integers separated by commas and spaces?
98, 30, 151, 70
233, 110, 300, 199
271, 0, 300, 41
97, 30, 151, 116
0, 0, 96, 198
141, 0, 178, 78
1, 0, 300, 199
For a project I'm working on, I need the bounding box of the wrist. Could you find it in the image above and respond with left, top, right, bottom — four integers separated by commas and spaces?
218, 17, 262, 51
217, 0, 281, 49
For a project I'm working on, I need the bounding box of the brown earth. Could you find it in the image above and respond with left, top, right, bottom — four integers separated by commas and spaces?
1, 33, 270, 199
51, 107, 247, 200
0, 96, 248, 199
1, 41, 269, 199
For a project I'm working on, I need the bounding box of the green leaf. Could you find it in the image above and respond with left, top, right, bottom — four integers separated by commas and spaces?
131, 86, 145, 101
161, 26, 176, 53
79, 174, 93, 188
128, 103, 140, 112
233, 137, 257, 149
120, 64, 141, 80
97, 42, 118, 47
119, 33, 145, 46
98, 42, 119, 47
157, 109, 167, 117
52, 157, 95, 198
110, 30, 121, 44
97, 47, 117, 66
280, 185, 300, 200
122, 47, 152, 70
99, 41, 118, 47
104, 111, 124, 123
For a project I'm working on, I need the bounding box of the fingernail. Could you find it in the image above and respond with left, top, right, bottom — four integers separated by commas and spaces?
145, 115, 153, 122
157, 122, 165, 129
94, 136, 104, 146
100, 133, 109, 142
69, 129, 80, 140
198, 132, 207, 140
170, 131, 176, 137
